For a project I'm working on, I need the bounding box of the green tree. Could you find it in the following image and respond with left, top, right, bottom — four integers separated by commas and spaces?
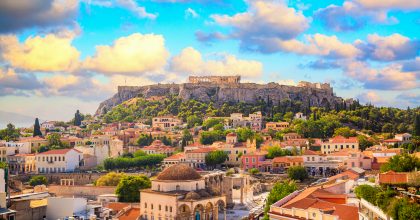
287, 166, 308, 181
133, 150, 147, 158
29, 176, 47, 186
181, 129, 193, 147
0, 123, 20, 141
33, 118, 42, 137
249, 168, 259, 175
186, 115, 202, 128
263, 181, 297, 220
200, 130, 225, 145
414, 114, 420, 136
357, 135, 374, 151
266, 146, 291, 159
205, 150, 228, 169
74, 110, 83, 126
380, 154, 420, 172
95, 172, 126, 186
115, 175, 151, 202
137, 134, 153, 146
236, 127, 255, 142
202, 118, 224, 130
334, 127, 357, 138
388, 198, 420, 220
47, 133, 63, 148
354, 185, 380, 204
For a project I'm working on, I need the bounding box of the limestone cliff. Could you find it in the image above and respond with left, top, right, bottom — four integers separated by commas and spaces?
95, 82, 348, 115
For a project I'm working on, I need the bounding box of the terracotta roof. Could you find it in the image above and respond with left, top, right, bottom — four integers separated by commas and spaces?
226, 132, 237, 137
156, 164, 201, 181
379, 171, 408, 184
19, 136, 46, 142
13, 153, 35, 157
164, 153, 185, 160
328, 149, 356, 157
303, 150, 320, 155
118, 207, 140, 220
37, 148, 82, 155
328, 136, 358, 144
328, 170, 360, 181
189, 147, 216, 153
272, 156, 303, 163
383, 139, 401, 142
106, 202, 130, 212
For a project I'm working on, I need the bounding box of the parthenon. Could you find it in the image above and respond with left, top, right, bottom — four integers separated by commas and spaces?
188, 75, 241, 84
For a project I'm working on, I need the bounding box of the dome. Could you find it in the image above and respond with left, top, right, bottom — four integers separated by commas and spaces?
184, 191, 201, 200
157, 164, 201, 181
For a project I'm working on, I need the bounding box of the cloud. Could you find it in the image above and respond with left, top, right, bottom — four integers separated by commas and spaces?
396, 92, 420, 105
303, 60, 341, 70
356, 91, 382, 104
170, 47, 263, 78
205, 0, 310, 52
185, 8, 199, 18
402, 57, 420, 72
343, 61, 418, 90
116, 0, 157, 19
355, 0, 420, 10
356, 34, 420, 61
0, 31, 80, 72
0, 68, 43, 96
0, 0, 79, 33
315, 1, 398, 32
270, 34, 360, 58
195, 31, 227, 43
83, 33, 169, 75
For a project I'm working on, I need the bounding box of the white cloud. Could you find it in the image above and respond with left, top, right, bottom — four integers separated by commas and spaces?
83, 33, 170, 75
185, 8, 199, 18
0, 31, 80, 72
117, 0, 157, 19
170, 47, 263, 79
355, 0, 420, 10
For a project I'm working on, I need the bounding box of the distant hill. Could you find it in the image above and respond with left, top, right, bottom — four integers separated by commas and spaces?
0, 111, 36, 128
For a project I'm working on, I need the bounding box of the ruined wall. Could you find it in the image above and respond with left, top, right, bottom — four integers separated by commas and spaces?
48, 185, 116, 200
96, 82, 345, 115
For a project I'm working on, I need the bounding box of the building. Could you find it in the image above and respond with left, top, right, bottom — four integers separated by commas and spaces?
163, 152, 186, 168
395, 133, 411, 143
75, 135, 123, 165
143, 140, 176, 156
189, 75, 240, 84
215, 133, 257, 166
184, 147, 216, 168
0, 141, 32, 162
35, 148, 83, 173
268, 186, 358, 220
321, 136, 359, 154
294, 112, 307, 120
152, 116, 183, 130
46, 197, 109, 220
265, 122, 289, 131
378, 171, 420, 185
241, 151, 270, 172
7, 154, 36, 174
230, 112, 262, 131
303, 150, 345, 177
139, 164, 226, 220
19, 136, 48, 152
0, 169, 17, 219
282, 133, 302, 141
272, 156, 303, 173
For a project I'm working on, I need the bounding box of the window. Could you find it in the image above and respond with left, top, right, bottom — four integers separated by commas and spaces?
312, 157, 315, 161
196, 183, 198, 190
159, 205, 161, 210
252, 158, 256, 163
145, 203, 147, 208
246, 158, 249, 163
176, 185, 180, 191
151, 204, 153, 210
170, 206, 172, 212
165, 206, 168, 211
158, 184, 160, 191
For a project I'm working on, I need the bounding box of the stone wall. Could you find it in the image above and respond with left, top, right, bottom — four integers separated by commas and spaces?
48, 185, 116, 200
96, 81, 348, 115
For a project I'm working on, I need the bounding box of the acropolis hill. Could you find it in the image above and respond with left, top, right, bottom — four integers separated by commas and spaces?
95, 75, 348, 115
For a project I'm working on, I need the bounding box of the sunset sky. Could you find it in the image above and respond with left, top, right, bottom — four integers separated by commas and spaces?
0, 0, 419, 122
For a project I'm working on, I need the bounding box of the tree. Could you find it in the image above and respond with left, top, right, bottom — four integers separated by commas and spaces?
74, 110, 83, 126
202, 118, 224, 130
388, 198, 420, 220
200, 130, 225, 145
354, 185, 380, 204
380, 154, 420, 172
266, 146, 291, 159
334, 127, 357, 138
263, 180, 297, 220
47, 133, 63, 148
33, 118, 42, 137
181, 129, 193, 147
249, 168, 259, 175
357, 135, 374, 151
115, 175, 151, 202
137, 134, 153, 146
0, 123, 20, 141
205, 150, 228, 169
186, 115, 202, 128
29, 176, 47, 186
414, 114, 420, 136
287, 166, 308, 181
133, 150, 147, 158
95, 172, 126, 186
236, 127, 255, 142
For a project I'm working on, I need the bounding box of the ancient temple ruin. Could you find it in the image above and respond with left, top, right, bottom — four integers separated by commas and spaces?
188, 75, 241, 84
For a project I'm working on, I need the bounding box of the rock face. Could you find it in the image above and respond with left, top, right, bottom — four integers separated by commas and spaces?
95, 82, 347, 115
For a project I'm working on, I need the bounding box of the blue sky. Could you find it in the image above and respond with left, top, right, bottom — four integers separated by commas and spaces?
0, 0, 419, 123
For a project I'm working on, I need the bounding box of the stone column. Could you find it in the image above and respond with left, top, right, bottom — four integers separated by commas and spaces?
224, 208, 226, 220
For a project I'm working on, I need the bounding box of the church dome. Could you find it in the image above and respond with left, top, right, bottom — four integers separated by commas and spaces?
185, 191, 201, 200
157, 164, 201, 181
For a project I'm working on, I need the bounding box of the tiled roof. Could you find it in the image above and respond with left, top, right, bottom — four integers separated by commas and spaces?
189, 147, 216, 153
379, 171, 408, 184
118, 207, 140, 220
328, 136, 358, 144
303, 150, 320, 155
164, 153, 185, 160
37, 148, 81, 155
272, 156, 303, 163
105, 202, 130, 212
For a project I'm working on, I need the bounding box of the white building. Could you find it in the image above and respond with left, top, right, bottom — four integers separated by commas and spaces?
152, 116, 183, 130
46, 197, 108, 220
395, 133, 412, 143
75, 136, 123, 166
0, 141, 31, 162
294, 112, 307, 120
321, 136, 359, 154
36, 148, 83, 173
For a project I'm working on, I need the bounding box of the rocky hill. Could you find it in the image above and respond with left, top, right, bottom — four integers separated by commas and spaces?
95, 80, 350, 116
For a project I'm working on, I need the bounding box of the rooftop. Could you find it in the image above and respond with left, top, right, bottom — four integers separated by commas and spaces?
156, 164, 202, 181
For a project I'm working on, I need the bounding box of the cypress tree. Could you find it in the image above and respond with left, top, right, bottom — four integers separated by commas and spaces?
414, 114, 420, 136
33, 118, 42, 137
74, 110, 82, 126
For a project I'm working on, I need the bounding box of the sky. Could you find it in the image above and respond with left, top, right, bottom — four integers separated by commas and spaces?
0, 0, 419, 123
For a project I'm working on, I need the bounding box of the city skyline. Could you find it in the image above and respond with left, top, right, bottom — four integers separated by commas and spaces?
0, 0, 419, 122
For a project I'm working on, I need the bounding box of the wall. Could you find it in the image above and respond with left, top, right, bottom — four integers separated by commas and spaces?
46, 197, 87, 220
48, 185, 116, 200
